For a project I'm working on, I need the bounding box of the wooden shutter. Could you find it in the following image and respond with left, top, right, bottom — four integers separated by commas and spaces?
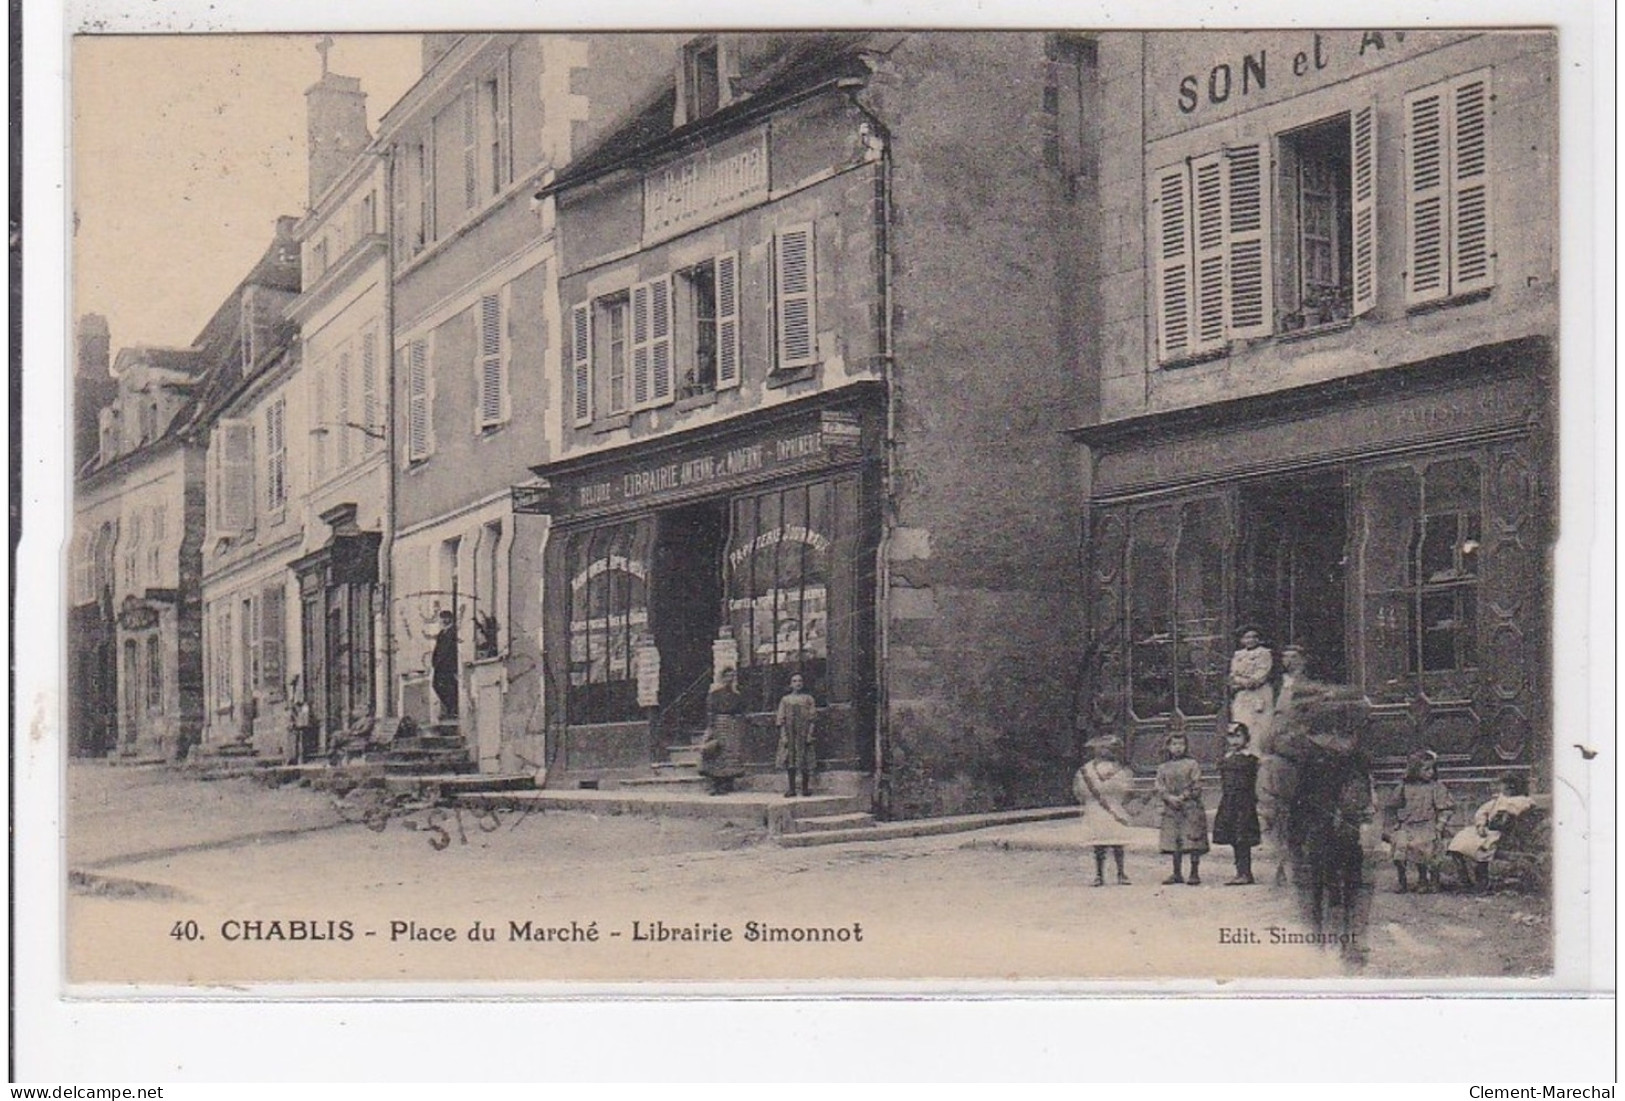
570, 303, 592, 427
774, 225, 816, 368
393, 145, 411, 258
1350, 103, 1379, 317
219, 419, 254, 534
649, 276, 674, 405
1404, 83, 1449, 306
1151, 163, 1193, 363
630, 281, 653, 408
1449, 71, 1494, 295
407, 340, 431, 461
498, 51, 513, 189
360, 330, 378, 454
1225, 141, 1272, 339
478, 292, 504, 428
715, 252, 740, 389
462, 88, 478, 210
1190, 152, 1228, 352
264, 399, 285, 511
261, 583, 285, 701
336, 350, 353, 467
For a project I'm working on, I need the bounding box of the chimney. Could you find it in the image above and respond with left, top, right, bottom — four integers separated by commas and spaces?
422, 34, 462, 74
74, 314, 114, 472
305, 40, 371, 207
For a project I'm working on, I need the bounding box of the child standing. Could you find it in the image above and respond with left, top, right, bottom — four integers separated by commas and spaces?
1073, 734, 1135, 886
1156, 731, 1209, 885
1384, 749, 1455, 893
1448, 772, 1536, 893
1212, 722, 1262, 885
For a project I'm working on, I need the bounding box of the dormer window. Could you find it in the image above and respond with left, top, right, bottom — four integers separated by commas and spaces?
681, 37, 724, 124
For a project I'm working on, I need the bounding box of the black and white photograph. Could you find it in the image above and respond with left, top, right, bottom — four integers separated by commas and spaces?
14, 2, 1615, 1080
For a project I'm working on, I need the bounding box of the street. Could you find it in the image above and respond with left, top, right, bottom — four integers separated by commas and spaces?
66, 763, 1552, 986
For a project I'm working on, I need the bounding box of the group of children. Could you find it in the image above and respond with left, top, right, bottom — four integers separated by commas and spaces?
1074, 728, 1537, 895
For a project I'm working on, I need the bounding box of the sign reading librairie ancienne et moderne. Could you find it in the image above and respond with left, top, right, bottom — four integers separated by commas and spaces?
642, 130, 769, 246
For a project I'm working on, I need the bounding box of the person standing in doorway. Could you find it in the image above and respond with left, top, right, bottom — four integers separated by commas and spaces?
699, 666, 747, 796
1228, 627, 1276, 756
775, 672, 817, 797
431, 608, 460, 721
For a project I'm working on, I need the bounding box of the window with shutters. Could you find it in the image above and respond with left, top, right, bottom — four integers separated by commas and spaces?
478, 61, 511, 200
461, 88, 479, 212
675, 256, 741, 399
264, 399, 287, 512
405, 339, 433, 462
1404, 70, 1493, 307
629, 277, 675, 410
1151, 144, 1272, 364
1276, 108, 1377, 332
476, 292, 508, 430
214, 419, 256, 536
583, 294, 626, 422
211, 603, 233, 712
360, 330, 379, 455
773, 225, 817, 371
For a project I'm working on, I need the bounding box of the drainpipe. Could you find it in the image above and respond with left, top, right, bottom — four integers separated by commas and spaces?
379, 147, 398, 719
864, 114, 897, 822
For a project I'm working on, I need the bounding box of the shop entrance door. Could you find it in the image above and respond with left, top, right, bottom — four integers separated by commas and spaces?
1237, 471, 1349, 682
651, 501, 729, 742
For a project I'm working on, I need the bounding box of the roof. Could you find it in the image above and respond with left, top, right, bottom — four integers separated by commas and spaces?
542, 32, 876, 198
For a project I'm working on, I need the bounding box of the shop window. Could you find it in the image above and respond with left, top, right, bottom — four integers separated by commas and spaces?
727, 483, 833, 709
567, 521, 653, 724
145, 634, 163, 713
1359, 457, 1482, 699
1404, 70, 1493, 306
1126, 497, 1227, 721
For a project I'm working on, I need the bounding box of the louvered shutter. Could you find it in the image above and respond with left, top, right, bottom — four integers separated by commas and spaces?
498, 52, 513, 189
570, 303, 592, 427
1225, 142, 1272, 339
261, 583, 285, 700
407, 340, 431, 461
1349, 103, 1378, 317
1448, 71, 1494, 295
1404, 84, 1449, 306
393, 145, 411, 258
478, 292, 504, 428
1190, 152, 1229, 352
630, 282, 653, 408
715, 252, 740, 389
462, 89, 478, 211
219, 419, 254, 534
775, 225, 816, 368
360, 331, 378, 454
336, 350, 353, 468
1151, 163, 1194, 363
649, 276, 674, 405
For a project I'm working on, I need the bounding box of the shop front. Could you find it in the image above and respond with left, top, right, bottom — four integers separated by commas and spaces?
522, 389, 882, 779
1076, 339, 1553, 781
290, 503, 381, 757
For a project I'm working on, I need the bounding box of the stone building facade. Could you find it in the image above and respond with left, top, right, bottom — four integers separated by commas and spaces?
526, 33, 1092, 817
1068, 31, 1557, 785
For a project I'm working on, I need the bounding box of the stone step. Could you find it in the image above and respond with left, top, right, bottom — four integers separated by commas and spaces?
665, 745, 703, 767
618, 774, 707, 788
452, 789, 868, 833
783, 812, 876, 833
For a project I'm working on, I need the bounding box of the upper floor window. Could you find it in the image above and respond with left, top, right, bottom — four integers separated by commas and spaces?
675, 255, 741, 399
682, 38, 723, 123
1151, 106, 1375, 365
264, 398, 287, 513
211, 419, 256, 537
1404, 69, 1494, 307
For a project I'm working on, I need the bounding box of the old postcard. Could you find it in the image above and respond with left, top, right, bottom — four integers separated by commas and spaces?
19, 5, 1613, 1070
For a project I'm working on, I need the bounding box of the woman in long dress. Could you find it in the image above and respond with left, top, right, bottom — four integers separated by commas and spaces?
1073, 734, 1135, 886
1228, 627, 1275, 756
699, 666, 747, 795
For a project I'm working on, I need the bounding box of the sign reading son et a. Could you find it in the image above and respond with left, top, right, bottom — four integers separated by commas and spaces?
643, 132, 769, 246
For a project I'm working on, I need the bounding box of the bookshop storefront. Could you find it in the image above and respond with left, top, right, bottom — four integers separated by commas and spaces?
1074, 340, 1553, 781
523, 391, 883, 777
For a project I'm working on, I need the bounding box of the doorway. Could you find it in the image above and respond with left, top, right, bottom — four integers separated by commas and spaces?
650, 501, 729, 741
1237, 471, 1349, 682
